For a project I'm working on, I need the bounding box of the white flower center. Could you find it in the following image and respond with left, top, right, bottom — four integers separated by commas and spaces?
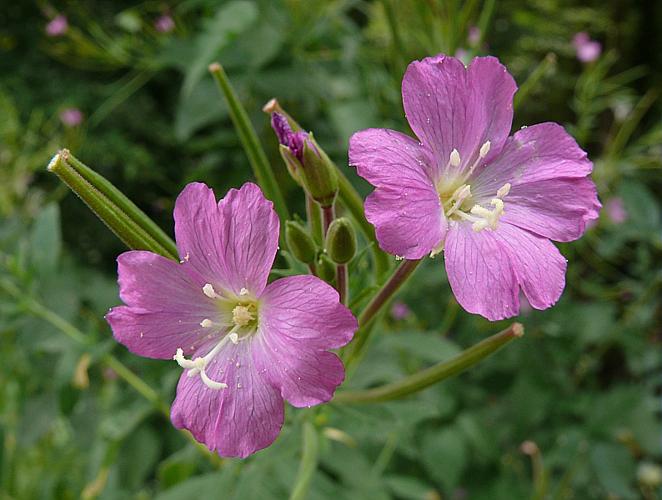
173, 285, 258, 390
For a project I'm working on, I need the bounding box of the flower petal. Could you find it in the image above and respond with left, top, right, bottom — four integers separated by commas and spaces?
216, 183, 280, 296
349, 128, 437, 186
444, 223, 518, 321
501, 177, 601, 241
472, 122, 594, 197
492, 223, 567, 311
444, 222, 567, 320
170, 340, 284, 458
402, 55, 516, 177
253, 275, 357, 407
174, 182, 279, 297
106, 251, 217, 359
349, 128, 445, 258
173, 183, 228, 289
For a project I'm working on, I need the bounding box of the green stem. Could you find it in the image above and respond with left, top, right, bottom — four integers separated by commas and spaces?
289, 421, 319, 500
336, 264, 348, 305
208, 63, 289, 223
605, 88, 657, 160
335, 323, 523, 404
345, 259, 421, 369
322, 204, 335, 236
336, 172, 390, 278
514, 53, 557, 111
47, 151, 178, 260
102, 355, 169, 416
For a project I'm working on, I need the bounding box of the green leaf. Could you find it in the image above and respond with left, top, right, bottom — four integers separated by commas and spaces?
590, 442, 636, 499
155, 468, 238, 500
421, 427, 468, 492
181, 1, 258, 97
29, 204, 61, 275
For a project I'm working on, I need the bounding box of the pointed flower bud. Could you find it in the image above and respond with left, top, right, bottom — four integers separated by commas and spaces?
270, 112, 338, 207
316, 253, 336, 283
325, 217, 356, 264
285, 221, 317, 264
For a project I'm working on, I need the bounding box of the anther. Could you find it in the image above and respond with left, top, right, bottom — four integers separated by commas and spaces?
203, 283, 220, 299
479, 140, 491, 158
496, 183, 511, 198
449, 149, 461, 168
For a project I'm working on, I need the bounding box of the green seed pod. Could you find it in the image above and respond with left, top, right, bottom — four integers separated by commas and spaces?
316, 253, 336, 283
285, 221, 317, 265
325, 217, 357, 264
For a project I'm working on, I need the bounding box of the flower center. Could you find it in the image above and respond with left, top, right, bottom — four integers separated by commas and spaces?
173, 284, 259, 390
438, 181, 511, 233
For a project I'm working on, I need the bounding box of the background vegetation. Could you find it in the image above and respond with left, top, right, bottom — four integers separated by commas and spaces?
1, 1, 660, 498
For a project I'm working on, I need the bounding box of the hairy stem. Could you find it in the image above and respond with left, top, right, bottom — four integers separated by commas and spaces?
335, 323, 523, 404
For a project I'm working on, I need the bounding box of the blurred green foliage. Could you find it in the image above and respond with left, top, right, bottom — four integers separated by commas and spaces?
1, 0, 661, 499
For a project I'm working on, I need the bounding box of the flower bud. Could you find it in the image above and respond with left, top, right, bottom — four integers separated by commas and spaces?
325, 217, 356, 264
270, 112, 338, 207
316, 253, 336, 283
285, 221, 317, 265
300, 136, 338, 207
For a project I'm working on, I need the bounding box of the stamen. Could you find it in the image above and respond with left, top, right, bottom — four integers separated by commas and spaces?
479, 140, 491, 158
203, 283, 220, 299
449, 149, 461, 168
496, 182, 511, 198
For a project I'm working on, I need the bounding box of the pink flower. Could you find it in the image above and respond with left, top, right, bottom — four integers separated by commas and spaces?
106, 182, 357, 457
605, 197, 627, 224
155, 14, 175, 33
391, 301, 411, 320
46, 15, 68, 37
59, 108, 83, 127
572, 32, 601, 63
349, 55, 600, 321
468, 26, 481, 47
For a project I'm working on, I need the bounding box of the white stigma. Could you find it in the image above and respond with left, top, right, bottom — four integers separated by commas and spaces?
200, 318, 214, 328
449, 149, 461, 168
239, 287, 249, 296
174, 328, 241, 390
202, 283, 220, 299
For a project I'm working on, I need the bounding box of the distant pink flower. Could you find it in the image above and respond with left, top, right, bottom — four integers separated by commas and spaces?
106, 182, 357, 457
350, 55, 600, 320
468, 26, 481, 46
59, 108, 83, 127
573, 32, 601, 63
155, 14, 175, 33
46, 14, 68, 36
391, 301, 411, 320
605, 197, 627, 224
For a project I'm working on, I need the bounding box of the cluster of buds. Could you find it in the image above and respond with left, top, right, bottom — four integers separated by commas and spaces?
271, 101, 356, 284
